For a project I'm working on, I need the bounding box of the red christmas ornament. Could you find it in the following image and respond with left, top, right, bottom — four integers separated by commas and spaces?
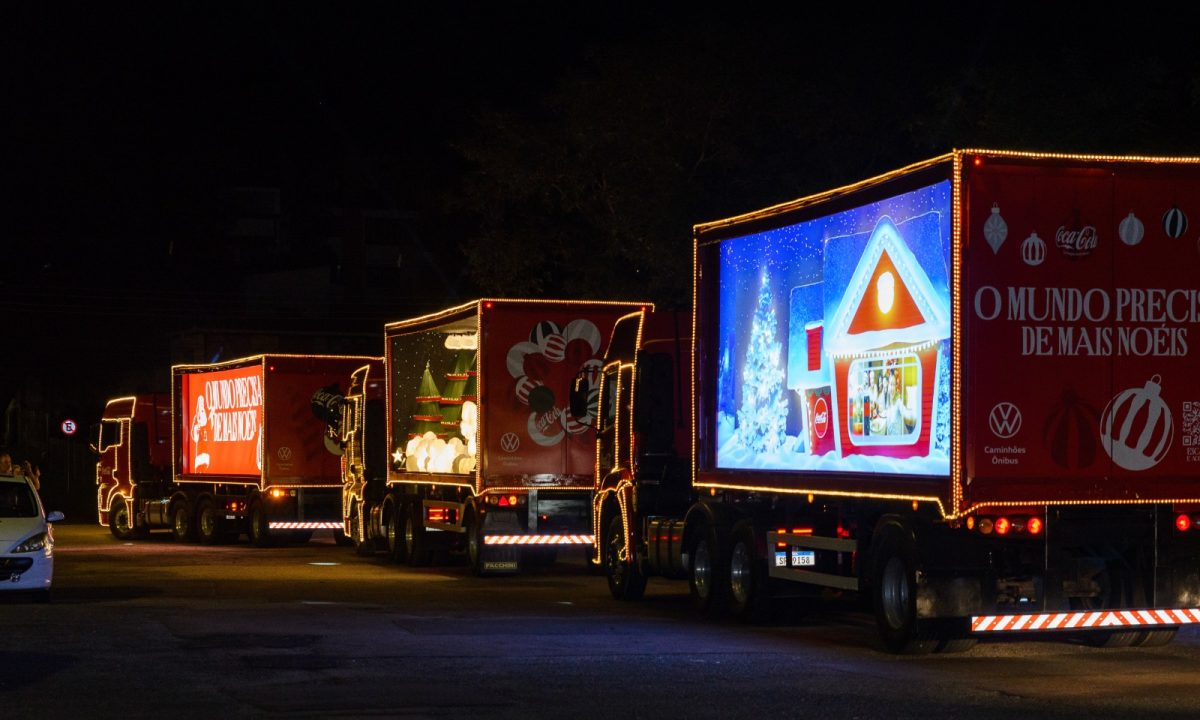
1041, 387, 1099, 469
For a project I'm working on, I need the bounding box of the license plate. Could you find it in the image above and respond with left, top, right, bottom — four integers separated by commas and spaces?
791, 549, 815, 567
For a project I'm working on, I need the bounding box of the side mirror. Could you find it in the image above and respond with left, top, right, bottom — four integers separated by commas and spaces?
46, 511, 65, 523
568, 373, 591, 420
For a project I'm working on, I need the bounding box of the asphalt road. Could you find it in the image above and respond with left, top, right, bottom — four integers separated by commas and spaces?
4, 524, 1200, 719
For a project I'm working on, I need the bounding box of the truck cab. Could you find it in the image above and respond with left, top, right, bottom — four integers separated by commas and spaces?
95, 394, 172, 539
590, 309, 692, 597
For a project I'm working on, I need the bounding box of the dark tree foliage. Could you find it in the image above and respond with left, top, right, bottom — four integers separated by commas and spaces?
452, 6, 1200, 308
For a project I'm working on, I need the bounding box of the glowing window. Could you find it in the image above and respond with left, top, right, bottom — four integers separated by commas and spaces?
846, 353, 921, 445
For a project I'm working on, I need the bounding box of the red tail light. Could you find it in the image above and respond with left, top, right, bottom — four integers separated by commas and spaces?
426, 507, 456, 524
994, 517, 1011, 535
498, 496, 510, 507
1177, 514, 1192, 532
1027, 517, 1043, 535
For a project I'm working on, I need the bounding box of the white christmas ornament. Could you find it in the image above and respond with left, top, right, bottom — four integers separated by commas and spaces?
460, 401, 479, 460
1100, 375, 1173, 472
1119, 212, 1144, 246
984, 203, 1008, 254
1021, 232, 1046, 266
542, 333, 567, 361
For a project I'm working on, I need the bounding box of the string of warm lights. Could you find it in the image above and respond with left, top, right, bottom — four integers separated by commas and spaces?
829, 339, 941, 360
958, 148, 1200, 165
951, 152, 964, 516
96, 396, 139, 527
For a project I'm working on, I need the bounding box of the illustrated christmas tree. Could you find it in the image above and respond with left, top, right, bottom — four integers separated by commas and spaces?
410, 361, 444, 439
737, 272, 789, 453
461, 354, 478, 404
933, 343, 950, 455
439, 350, 477, 440
718, 336, 735, 418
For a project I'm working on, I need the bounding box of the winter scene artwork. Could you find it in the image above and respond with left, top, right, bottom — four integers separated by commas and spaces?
717, 181, 952, 477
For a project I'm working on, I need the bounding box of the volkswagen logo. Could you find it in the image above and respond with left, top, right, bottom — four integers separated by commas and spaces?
988, 402, 1022, 439
500, 433, 520, 452
277, 446, 294, 461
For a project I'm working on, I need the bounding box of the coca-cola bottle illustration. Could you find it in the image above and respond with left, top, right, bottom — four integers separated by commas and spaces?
1101, 375, 1173, 472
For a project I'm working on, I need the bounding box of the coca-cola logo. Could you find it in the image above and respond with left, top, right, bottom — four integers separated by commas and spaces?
1055, 224, 1098, 258
813, 397, 829, 439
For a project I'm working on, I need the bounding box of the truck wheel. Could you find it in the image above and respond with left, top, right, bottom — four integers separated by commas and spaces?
871, 522, 936, 654
249, 500, 272, 547
728, 521, 770, 623
385, 501, 407, 563
1132, 629, 1177, 647
605, 514, 646, 600
109, 496, 135, 541
195, 498, 220, 545
935, 637, 978, 654
171, 499, 196, 543
404, 501, 430, 567
466, 507, 486, 576
689, 521, 729, 617
1074, 559, 1140, 648
350, 504, 374, 556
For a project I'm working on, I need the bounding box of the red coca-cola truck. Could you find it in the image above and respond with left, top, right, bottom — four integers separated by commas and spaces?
96, 354, 377, 545
336, 299, 647, 573
591, 150, 1200, 652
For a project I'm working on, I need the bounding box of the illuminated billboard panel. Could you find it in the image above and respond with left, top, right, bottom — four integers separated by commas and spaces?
716, 180, 952, 476
180, 364, 264, 476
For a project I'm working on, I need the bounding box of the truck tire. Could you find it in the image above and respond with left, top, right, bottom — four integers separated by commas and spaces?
350, 503, 374, 556
1074, 558, 1140, 648
109, 495, 135, 541
249, 500, 272, 548
466, 506, 486, 576
727, 521, 770, 623
1132, 629, 1177, 647
404, 501, 431, 567
935, 636, 978, 654
871, 521, 936, 654
689, 520, 729, 617
171, 499, 196, 543
605, 514, 647, 600
195, 498, 221, 545
385, 500, 407, 563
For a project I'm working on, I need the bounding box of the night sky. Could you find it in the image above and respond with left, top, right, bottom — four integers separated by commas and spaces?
4, 3, 1200, 477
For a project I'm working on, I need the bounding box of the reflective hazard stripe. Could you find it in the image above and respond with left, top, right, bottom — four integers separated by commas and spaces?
483, 534, 594, 546
268, 521, 343, 530
971, 608, 1200, 633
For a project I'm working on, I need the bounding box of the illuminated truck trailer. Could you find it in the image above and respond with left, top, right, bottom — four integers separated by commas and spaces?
338, 299, 647, 573
591, 150, 1200, 652
96, 354, 378, 545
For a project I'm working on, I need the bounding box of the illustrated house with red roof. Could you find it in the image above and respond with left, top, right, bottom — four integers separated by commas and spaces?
825, 217, 950, 459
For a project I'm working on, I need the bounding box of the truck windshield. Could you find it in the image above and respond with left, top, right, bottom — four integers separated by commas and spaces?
0, 481, 38, 518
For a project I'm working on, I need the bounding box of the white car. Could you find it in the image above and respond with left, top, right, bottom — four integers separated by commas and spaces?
0, 475, 63, 601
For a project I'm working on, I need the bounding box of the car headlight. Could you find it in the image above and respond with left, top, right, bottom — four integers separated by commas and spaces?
12, 532, 49, 553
